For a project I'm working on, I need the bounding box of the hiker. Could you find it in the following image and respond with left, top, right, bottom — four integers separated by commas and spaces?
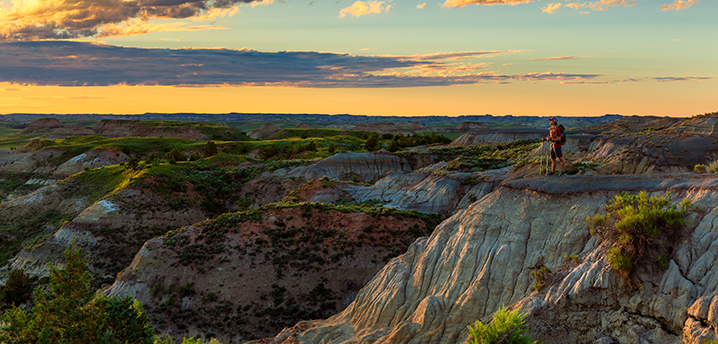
543, 117, 566, 176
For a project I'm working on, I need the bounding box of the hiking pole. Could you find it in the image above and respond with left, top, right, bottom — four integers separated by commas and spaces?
539, 141, 543, 176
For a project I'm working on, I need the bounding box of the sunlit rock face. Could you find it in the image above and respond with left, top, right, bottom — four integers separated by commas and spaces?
253, 174, 718, 344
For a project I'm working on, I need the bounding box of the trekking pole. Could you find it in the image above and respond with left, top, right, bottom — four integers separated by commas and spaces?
539, 141, 544, 176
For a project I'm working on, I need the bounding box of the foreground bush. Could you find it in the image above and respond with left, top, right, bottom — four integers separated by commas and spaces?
0, 242, 154, 344
467, 305, 536, 344
587, 191, 695, 277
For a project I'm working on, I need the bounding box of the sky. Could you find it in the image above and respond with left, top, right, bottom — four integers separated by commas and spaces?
0, 0, 716, 117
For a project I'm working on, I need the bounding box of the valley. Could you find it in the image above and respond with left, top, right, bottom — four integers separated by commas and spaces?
1, 112, 718, 343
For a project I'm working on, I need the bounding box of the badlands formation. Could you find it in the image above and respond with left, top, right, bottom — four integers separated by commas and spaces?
3, 114, 718, 343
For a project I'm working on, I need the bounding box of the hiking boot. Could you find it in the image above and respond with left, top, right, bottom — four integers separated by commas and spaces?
560, 172, 567, 176
547, 172, 555, 176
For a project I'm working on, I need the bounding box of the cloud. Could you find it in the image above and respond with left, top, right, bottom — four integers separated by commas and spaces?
0, 0, 258, 41
417, 2, 427, 9
654, 76, 715, 82
442, 0, 531, 9
662, 0, 698, 10
400, 50, 525, 61
560, 81, 614, 84
443, 0, 636, 11
97, 20, 227, 38
0, 41, 604, 88
531, 56, 589, 61
542, 3, 562, 13
339, 1, 390, 18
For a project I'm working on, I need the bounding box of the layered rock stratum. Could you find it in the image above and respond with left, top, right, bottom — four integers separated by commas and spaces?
253, 173, 718, 344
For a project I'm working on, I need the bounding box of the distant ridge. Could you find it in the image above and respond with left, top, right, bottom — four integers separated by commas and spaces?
0, 113, 625, 129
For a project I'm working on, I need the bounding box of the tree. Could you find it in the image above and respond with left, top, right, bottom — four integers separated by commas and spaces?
305, 141, 317, 152
0, 242, 155, 344
126, 157, 141, 171
366, 132, 380, 151
203, 141, 218, 158
386, 140, 400, 153
97, 295, 154, 344
1, 269, 35, 307
12, 242, 106, 343
165, 147, 186, 163
328, 143, 337, 154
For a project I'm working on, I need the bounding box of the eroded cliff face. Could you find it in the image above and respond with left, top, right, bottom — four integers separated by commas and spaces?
254, 174, 718, 344
103, 206, 439, 342
282, 152, 413, 184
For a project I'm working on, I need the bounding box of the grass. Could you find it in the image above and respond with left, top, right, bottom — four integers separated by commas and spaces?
0, 132, 36, 150
0, 126, 20, 137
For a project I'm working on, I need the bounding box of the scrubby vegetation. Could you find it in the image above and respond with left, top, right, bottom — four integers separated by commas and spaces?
530, 266, 551, 292
467, 305, 537, 344
587, 191, 696, 277
0, 243, 154, 344
154, 200, 440, 340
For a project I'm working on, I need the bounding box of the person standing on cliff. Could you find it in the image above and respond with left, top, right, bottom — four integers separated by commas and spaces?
543, 117, 566, 176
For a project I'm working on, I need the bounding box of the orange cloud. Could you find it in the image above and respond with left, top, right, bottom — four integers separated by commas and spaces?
98, 20, 227, 38
339, 1, 391, 18
417, 2, 427, 9
542, 3, 562, 13
0, 0, 256, 41
564, 0, 635, 11
662, 0, 698, 10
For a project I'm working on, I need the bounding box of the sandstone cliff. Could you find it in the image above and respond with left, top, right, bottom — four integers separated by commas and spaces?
254, 174, 718, 344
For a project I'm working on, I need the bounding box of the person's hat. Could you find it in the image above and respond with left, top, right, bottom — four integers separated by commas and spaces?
548, 117, 557, 122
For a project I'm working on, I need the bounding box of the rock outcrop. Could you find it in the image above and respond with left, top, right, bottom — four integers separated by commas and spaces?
409, 122, 427, 131
353, 123, 401, 133
454, 122, 489, 131
338, 163, 499, 217
52, 148, 129, 177
254, 174, 718, 344
450, 129, 545, 146
21, 118, 64, 134
295, 123, 313, 129
92, 119, 211, 140
249, 123, 281, 138
283, 152, 413, 184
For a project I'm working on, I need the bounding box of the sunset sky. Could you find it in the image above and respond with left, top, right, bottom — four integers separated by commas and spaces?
0, 0, 716, 117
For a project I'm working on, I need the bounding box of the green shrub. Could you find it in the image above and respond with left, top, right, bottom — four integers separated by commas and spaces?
467, 305, 536, 344
530, 266, 551, 292
709, 160, 718, 173
588, 191, 694, 277
607, 247, 633, 274
695, 164, 707, 173
1, 269, 35, 307
203, 141, 218, 157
